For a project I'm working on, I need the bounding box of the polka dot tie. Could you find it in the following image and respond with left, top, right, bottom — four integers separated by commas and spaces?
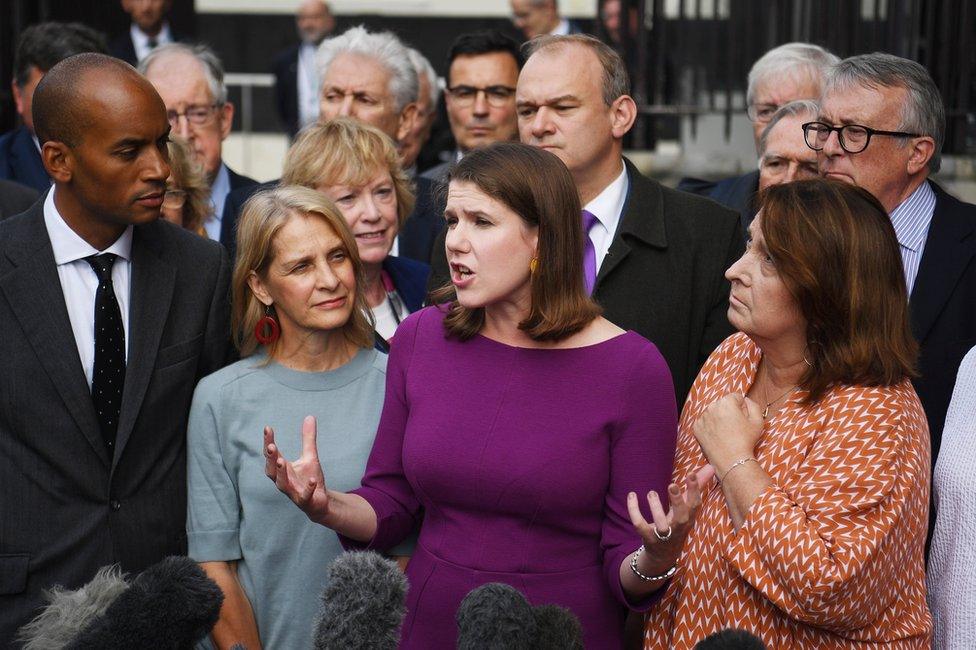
86, 254, 125, 453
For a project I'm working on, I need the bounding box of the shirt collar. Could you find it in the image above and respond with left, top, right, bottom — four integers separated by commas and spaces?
130, 22, 171, 49
208, 163, 230, 224
551, 18, 571, 36
43, 189, 133, 265
583, 162, 629, 231
889, 180, 936, 253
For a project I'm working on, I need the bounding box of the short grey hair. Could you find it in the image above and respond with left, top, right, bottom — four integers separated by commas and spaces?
759, 99, 819, 155
824, 52, 945, 172
407, 47, 441, 109
316, 26, 418, 113
525, 33, 629, 106
138, 42, 228, 105
746, 42, 839, 106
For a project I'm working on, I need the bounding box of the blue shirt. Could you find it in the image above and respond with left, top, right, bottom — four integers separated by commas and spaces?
205, 163, 230, 242
889, 180, 936, 296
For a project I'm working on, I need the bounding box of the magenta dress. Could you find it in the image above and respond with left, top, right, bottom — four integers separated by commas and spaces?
342, 307, 678, 648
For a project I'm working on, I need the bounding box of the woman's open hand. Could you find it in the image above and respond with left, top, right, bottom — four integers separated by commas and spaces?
264, 415, 332, 523
626, 464, 715, 572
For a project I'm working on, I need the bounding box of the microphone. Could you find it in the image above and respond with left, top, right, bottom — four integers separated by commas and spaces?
313, 551, 408, 650
456, 583, 583, 650
18, 556, 223, 650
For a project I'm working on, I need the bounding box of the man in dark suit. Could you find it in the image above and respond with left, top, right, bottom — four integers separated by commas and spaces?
0, 53, 232, 645
0, 22, 107, 193
140, 43, 257, 252
510, 0, 584, 40
110, 0, 180, 66
225, 26, 442, 264
272, 0, 335, 138
811, 52, 976, 465
435, 35, 742, 406
677, 42, 838, 224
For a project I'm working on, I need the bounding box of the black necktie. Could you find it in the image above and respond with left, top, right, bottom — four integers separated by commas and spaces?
86, 254, 126, 452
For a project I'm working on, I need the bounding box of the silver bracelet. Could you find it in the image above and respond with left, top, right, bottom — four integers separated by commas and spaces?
719, 457, 758, 484
629, 545, 677, 582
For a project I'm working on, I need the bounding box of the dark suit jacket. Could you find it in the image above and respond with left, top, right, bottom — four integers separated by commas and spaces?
384, 255, 430, 312
0, 126, 50, 193
218, 165, 259, 256
221, 175, 444, 267
677, 169, 759, 232
0, 179, 39, 220
272, 44, 302, 138
0, 201, 233, 644
911, 182, 976, 465
430, 160, 744, 405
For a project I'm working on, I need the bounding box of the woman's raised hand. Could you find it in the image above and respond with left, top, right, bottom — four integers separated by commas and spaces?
265, 415, 332, 523
626, 464, 715, 570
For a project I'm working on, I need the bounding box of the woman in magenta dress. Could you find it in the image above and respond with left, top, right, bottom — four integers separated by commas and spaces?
265, 143, 712, 648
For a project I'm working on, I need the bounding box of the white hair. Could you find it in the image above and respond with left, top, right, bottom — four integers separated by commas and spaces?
746, 42, 839, 106
758, 99, 819, 155
316, 25, 418, 112
407, 47, 441, 108
138, 42, 228, 105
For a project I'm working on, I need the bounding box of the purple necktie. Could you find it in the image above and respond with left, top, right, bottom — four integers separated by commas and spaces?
582, 209, 599, 294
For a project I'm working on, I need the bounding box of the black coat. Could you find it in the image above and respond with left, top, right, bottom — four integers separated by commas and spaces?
677, 169, 759, 233
912, 182, 976, 465
0, 178, 39, 220
430, 160, 744, 406
0, 200, 233, 645
272, 44, 302, 138
0, 126, 50, 193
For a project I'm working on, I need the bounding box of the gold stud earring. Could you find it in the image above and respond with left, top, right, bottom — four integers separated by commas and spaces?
529, 257, 539, 274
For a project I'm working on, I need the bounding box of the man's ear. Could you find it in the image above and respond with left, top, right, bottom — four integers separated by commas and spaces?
42, 141, 73, 183
395, 102, 420, 144
609, 95, 637, 139
218, 102, 234, 141
906, 135, 936, 175
247, 271, 273, 307
11, 80, 25, 117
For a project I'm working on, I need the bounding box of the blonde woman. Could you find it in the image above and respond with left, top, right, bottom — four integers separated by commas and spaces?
161, 137, 212, 237
283, 118, 430, 340
185, 186, 390, 650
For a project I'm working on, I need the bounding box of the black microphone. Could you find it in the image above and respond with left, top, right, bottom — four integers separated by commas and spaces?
456, 582, 583, 650
312, 551, 408, 650
694, 628, 767, 649
18, 556, 223, 650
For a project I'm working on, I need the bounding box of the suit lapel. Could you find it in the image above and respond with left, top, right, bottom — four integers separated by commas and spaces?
595, 159, 667, 287
909, 183, 976, 343
114, 223, 176, 465
0, 204, 109, 466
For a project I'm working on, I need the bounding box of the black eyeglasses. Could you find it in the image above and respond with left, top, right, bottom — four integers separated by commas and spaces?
802, 121, 922, 154
446, 85, 516, 107
166, 103, 221, 127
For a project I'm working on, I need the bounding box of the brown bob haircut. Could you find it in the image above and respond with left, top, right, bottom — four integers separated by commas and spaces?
434, 142, 601, 341
232, 185, 375, 359
758, 178, 917, 404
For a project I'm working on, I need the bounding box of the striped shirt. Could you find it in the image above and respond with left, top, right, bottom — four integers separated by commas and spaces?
889, 180, 936, 295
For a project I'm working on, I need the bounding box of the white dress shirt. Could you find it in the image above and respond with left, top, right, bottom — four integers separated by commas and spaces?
130, 22, 174, 63
583, 163, 629, 273
297, 42, 321, 130
550, 18, 572, 36
205, 163, 230, 242
43, 190, 132, 387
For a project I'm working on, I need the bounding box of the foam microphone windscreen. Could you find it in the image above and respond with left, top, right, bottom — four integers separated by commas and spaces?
456, 582, 538, 650
65, 556, 223, 649
313, 551, 408, 650
532, 604, 584, 650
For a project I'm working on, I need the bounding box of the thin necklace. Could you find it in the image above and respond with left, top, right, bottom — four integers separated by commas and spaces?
761, 364, 797, 420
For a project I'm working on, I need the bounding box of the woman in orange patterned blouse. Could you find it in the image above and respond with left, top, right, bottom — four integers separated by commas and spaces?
645, 179, 932, 648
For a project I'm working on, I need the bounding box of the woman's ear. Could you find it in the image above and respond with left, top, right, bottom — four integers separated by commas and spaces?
246, 271, 273, 307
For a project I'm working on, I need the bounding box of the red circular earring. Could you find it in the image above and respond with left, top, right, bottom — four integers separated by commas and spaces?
254, 306, 280, 345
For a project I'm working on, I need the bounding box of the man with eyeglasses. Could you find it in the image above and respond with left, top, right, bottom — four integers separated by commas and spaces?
677, 43, 838, 227
808, 52, 976, 469
140, 43, 257, 252
422, 31, 522, 184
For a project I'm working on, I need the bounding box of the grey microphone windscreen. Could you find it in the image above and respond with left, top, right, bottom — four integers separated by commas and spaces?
456, 582, 538, 650
313, 551, 408, 650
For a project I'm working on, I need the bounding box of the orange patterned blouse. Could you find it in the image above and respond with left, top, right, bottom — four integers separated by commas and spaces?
644, 333, 932, 649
